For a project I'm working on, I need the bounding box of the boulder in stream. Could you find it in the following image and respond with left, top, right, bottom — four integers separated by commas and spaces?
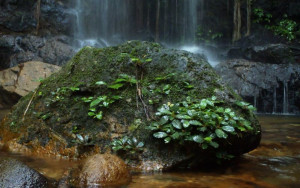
0, 41, 261, 170
0, 158, 48, 188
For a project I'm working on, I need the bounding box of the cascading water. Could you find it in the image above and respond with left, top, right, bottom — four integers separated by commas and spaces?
73, 0, 132, 48
283, 81, 289, 114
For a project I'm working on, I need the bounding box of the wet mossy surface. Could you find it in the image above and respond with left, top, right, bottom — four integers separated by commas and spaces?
0, 41, 261, 170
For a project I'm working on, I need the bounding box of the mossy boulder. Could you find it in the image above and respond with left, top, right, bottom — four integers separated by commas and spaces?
0, 41, 261, 171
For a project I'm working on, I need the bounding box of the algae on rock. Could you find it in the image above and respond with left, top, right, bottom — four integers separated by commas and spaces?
0, 41, 261, 171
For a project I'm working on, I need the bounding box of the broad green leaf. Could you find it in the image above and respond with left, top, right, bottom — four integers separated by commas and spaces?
172, 119, 182, 129
187, 110, 196, 117
193, 135, 204, 143
163, 84, 171, 91
88, 112, 95, 116
222, 126, 235, 132
137, 142, 144, 148
108, 83, 124, 89
189, 120, 202, 126
215, 129, 228, 139
171, 132, 180, 139
200, 100, 207, 109
95, 81, 107, 85
159, 116, 169, 125
209, 141, 219, 148
182, 120, 190, 128
95, 111, 103, 120
176, 114, 192, 120
225, 108, 231, 113
90, 98, 102, 107
237, 126, 246, 131
164, 137, 171, 143
198, 127, 207, 132
204, 136, 212, 142
153, 132, 168, 138
114, 78, 127, 83
158, 108, 172, 115
145, 58, 152, 62
211, 96, 217, 101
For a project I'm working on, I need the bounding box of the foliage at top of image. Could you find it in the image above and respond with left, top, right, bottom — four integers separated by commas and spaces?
253, 8, 299, 41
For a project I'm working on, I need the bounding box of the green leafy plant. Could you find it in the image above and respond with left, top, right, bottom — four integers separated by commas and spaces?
269, 15, 298, 41
82, 95, 122, 120
108, 74, 137, 89
253, 8, 299, 41
111, 136, 144, 154
149, 96, 254, 150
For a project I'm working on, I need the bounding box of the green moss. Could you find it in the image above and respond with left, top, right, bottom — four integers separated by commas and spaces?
1, 41, 261, 166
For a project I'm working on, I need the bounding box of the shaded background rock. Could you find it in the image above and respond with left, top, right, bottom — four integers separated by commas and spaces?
0, 158, 48, 188
215, 59, 300, 114
0, 61, 61, 108
0, 35, 75, 70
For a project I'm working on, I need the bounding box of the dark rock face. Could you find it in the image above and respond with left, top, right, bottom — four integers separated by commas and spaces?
215, 59, 300, 114
0, 158, 48, 188
0, 41, 261, 171
228, 43, 296, 64
0, 0, 72, 34
0, 35, 75, 69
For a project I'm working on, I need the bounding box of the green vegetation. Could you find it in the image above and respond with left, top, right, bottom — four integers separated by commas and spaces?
253, 8, 299, 41
111, 136, 144, 155
149, 96, 255, 151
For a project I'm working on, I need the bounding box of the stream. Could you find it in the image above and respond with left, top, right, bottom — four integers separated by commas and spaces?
1, 109, 299, 187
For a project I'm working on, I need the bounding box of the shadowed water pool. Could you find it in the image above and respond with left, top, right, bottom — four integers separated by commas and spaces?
1, 109, 299, 187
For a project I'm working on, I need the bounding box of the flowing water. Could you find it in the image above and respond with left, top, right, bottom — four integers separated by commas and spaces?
0, 109, 300, 187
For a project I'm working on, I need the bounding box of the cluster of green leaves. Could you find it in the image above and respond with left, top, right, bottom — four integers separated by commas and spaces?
131, 56, 152, 66
107, 74, 137, 89
111, 136, 144, 154
253, 8, 299, 41
82, 95, 121, 120
149, 96, 254, 150
82, 74, 137, 120
268, 15, 299, 41
197, 26, 223, 44
253, 8, 272, 24
50, 86, 79, 103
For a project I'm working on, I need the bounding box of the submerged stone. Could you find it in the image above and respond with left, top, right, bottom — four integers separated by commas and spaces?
0, 41, 261, 170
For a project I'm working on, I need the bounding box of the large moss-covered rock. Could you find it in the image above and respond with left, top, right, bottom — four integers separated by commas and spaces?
0, 41, 261, 170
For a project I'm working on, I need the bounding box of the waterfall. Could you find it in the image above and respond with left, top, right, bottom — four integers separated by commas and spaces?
272, 87, 277, 114
73, 0, 204, 49
283, 81, 289, 114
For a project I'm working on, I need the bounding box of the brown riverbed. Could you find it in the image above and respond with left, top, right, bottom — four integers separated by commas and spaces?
1, 109, 300, 187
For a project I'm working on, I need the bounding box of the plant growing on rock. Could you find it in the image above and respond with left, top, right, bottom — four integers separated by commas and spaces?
149, 96, 255, 150
111, 136, 144, 158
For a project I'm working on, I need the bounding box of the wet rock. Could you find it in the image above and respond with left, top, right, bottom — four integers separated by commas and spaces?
0, 0, 72, 34
79, 154, 130, 187
244, 44, 295, 64
215, 59, 300, 114
0, 41, 261, 170
0, 61, 61, 107
0, 35, 75, 69
0, 158, 48, 188
227, 43, 298, 65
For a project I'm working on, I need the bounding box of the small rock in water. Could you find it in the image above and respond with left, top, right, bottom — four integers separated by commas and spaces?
79, 154, 131, 187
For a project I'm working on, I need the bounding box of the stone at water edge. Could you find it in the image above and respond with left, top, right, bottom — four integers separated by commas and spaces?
79, 154, 130, 187
1, 41, 261, 171
0, 158, 49, 188
0, 61, 61, 107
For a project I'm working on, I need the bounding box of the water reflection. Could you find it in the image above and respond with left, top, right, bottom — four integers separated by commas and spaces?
1, 109, 300, 187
